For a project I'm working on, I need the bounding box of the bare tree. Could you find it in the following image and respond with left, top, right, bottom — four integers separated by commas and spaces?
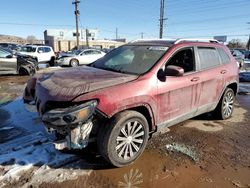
227, 39, 245, 49
26, 35, 37, 44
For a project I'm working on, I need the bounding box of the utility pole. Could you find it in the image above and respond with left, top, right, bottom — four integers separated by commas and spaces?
72, 0, 80, 49
159, 0, 167, 39
140, 32, 144, 39
247, 22, 250, 50
86, 29, 89, 47
116, 27, 118, 40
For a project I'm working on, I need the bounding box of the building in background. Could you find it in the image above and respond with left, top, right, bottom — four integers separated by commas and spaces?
0, 34, 43, 45
44, 29, 126, 52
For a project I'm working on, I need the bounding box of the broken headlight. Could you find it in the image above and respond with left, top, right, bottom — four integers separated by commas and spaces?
42, 100, 97, 126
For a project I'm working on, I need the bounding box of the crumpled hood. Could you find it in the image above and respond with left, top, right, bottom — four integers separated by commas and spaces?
36, 66, 138, 101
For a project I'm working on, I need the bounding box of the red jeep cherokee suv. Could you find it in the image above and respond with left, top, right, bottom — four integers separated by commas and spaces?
24, 39, 239, 167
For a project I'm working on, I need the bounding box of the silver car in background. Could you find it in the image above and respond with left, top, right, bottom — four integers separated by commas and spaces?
57, 49, 106, 67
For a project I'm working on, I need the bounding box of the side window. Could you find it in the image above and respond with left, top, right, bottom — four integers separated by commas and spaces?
92, 50, 101, 54
38, 47, 45, 53
218, 48, 230, 64
197, 47, 221, 69
0, 49, 10, 58
44, 47, 51, 53
83, 50, 91, 55
167, 48, 195, 73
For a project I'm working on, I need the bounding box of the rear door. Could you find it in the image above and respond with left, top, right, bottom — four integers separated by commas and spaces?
194, 46, 225, 111
37, 47, 52, 62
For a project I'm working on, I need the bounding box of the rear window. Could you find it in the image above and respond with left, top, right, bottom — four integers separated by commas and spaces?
20, 46, 36, 52
197, 47, 221, 69
44, 47, 51, 52
218, 48, 230, 64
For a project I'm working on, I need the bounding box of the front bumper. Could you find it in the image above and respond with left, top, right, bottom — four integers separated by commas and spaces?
56, 58, 70, 66
53, 120, 94, 150
24, 98, 98, 150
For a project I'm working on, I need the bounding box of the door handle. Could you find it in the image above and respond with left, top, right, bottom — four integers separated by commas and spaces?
220, 70, 227, 74
191, 77, 200, 82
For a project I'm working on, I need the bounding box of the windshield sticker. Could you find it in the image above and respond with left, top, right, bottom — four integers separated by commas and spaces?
148, 47, 168, 51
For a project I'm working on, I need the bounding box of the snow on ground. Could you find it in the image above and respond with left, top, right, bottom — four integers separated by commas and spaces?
0, 98, 91, 187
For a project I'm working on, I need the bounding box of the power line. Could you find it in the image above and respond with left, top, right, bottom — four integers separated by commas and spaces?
167, 1, 250, 16
169, 13, 250, 26
0, 22, 74, 27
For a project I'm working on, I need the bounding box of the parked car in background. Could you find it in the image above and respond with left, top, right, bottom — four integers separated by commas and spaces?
24, 38, 239, 167
230, 49, 245, 68
57, 49, 106, 67
17, 45, 55, 66
245, 50, 250, 59
0, 47, 38, 75
0, 43, 21, 54
101, 48, 114, 53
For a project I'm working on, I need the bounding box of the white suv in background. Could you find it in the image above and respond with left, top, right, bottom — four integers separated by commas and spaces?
18, 45, 55, 66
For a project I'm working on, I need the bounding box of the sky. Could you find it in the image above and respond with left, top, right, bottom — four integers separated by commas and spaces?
0, 0, 250, 43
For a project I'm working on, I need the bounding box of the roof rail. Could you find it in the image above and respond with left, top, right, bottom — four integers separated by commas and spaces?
129, 38, 175, 43
174, 38, 219, 44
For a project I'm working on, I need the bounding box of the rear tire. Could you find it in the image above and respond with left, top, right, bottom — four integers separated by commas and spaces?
98, 111, 149, 167
70, 59, 79, 67
213, 88, 235, 120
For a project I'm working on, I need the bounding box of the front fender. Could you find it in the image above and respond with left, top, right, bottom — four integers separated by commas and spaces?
73, 94, 157, 129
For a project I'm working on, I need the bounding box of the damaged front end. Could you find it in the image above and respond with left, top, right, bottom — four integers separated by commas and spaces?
41, 100, 98, 150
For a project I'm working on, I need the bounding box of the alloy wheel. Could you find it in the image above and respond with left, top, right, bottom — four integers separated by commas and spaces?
222, 90, 234, 118
115, 121, 145, 160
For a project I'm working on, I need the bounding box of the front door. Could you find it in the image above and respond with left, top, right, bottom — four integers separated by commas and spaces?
157, 47, 201, 126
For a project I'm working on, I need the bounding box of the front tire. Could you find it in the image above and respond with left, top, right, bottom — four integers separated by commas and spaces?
18, 67, 30, 76
49, 57, 55, 66
213, 88, 235, 120
70, 59, 79, 67
98, 111, 149, 167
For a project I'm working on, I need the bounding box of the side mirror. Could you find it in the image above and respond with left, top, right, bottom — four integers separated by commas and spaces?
164, 65, 184, 76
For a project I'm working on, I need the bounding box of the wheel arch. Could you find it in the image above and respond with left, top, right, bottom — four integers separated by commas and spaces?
107, 104, 156, 132
18, 66, 30, 75
213, 81, 238, 112
226, 82, 238, 96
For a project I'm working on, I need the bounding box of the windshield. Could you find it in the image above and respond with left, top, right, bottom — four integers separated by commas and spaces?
20, 46, 36, 52
90, 45, 168, 75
